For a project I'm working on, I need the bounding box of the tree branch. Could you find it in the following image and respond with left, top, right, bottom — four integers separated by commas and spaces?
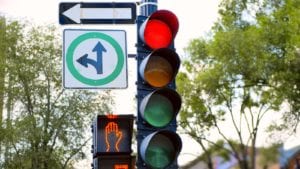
62, 137, 91, 169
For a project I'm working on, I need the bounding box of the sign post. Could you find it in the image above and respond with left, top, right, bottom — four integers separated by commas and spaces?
60, 1, 182, 169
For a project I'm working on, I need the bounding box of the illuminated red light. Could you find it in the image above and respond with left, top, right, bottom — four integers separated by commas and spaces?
140, 10, 179, 50
114, 164, 129, 169
144, 19, 172, 49
106, 114, 118, 119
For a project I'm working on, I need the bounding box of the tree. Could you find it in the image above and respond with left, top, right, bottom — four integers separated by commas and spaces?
181, 140, 232, 169
0, 19, 114, 169
177, 0, 300, 169
258, 144, 281, 169
0, 15, 6, 158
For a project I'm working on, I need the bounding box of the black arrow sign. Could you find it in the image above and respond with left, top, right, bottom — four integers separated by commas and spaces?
77, 42, 107, 74
59, 2, 137, 25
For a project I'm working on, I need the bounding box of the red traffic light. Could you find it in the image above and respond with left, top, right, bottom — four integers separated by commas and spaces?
136, 7, 182, 169
139, 48, 180, 88
139, 10, 179, 49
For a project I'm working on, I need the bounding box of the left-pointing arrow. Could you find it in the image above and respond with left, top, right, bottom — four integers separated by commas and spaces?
60, 3, 135, 24
76, 42, 106, 75
62, 4, 81, 23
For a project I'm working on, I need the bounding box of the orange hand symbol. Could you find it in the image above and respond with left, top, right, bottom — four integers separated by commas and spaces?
105, 122, 123, 152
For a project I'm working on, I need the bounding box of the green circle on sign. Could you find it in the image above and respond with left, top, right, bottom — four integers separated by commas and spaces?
66, 32, 124, 86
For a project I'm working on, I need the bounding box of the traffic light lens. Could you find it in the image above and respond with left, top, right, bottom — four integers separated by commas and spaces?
144, 94, 173, 128
144, 19, 172, 49
145, 133, 175, 168
144, 56, 173, 88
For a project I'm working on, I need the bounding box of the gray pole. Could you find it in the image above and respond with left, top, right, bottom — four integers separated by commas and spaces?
140, 0, 157, 17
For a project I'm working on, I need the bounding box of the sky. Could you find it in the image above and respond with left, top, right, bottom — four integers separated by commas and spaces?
1, 0, 299, 168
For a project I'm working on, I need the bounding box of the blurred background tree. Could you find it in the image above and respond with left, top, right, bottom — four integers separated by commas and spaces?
0, 18, 114, 169
177, 0, 299, 168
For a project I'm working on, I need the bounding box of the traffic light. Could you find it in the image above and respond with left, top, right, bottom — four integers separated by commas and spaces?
93, 155, 135, 169
139, 10, 179, 50
136, 9, 182, 169
91, 114, 134, 169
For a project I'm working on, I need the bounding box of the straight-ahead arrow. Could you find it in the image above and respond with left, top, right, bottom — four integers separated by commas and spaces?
59, 2, 137, 24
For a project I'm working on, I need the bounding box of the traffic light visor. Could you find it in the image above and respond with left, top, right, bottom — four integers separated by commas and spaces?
140, 88, 181, 128
140, 131, 182, 169
139, 48, 180, 88
139, 10, 179, 49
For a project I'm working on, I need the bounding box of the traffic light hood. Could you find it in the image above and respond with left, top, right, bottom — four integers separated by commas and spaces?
139, 48, 181, 88
139, 130, 182, 169
139, 88, 182, 128
139, 10, 179, 49
148, 10, 179, 38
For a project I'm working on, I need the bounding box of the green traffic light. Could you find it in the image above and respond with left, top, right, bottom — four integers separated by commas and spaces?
145, 133, 175, 168
144, 94, 173, 128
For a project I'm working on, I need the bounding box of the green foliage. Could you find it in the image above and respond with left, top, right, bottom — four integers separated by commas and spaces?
258, 144, 281, 167
178, 0, 299, 168
0, 19, 113, 169
201, 140, 232, 161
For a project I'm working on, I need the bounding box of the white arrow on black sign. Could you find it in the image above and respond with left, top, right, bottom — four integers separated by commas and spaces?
59, 2, 137, 25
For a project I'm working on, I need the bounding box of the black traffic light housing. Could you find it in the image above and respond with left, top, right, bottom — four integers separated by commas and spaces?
91, 114, 134, 169
136, 8, 182, 169
92, 155, 135, 169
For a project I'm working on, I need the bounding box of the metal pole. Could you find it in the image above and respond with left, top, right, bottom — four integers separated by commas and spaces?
140, 0, 157, 17
136, 1, 157, 168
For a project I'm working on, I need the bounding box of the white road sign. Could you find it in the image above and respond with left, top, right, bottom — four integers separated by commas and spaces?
63, 29, 127, 89
59, 3, 136, 24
